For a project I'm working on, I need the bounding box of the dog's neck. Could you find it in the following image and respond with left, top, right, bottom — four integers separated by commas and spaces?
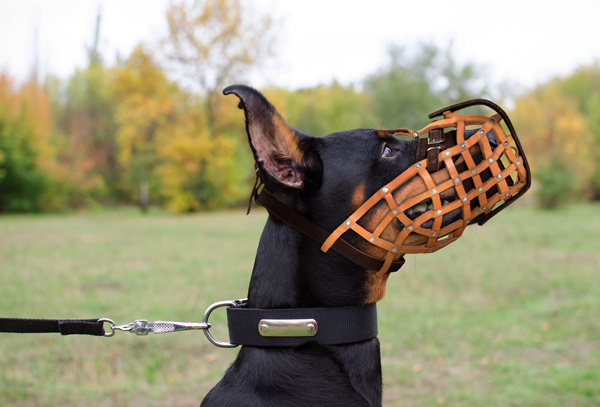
246, 215, 370, 309
246, 218, 303, 309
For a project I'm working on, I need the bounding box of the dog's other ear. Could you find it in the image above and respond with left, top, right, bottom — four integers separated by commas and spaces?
223, 84, 311, 189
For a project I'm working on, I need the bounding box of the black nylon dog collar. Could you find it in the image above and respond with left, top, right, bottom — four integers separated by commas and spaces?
226, 303, 378, 347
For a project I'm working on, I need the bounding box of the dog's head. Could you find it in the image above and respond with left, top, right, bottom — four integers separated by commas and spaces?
223, 85, 439, 238
224, 85, 530, 304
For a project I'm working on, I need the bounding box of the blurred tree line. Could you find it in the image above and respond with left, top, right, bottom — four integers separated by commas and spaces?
1, 0, 598, 213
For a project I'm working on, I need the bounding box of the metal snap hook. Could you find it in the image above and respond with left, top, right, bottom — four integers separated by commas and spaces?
97, 299, 246, 347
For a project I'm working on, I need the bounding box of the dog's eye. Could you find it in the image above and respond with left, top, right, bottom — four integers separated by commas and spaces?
382, 146, 394, 158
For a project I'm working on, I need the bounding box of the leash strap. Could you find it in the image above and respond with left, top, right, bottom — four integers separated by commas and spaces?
226, 303, 378, 347
0, 317, 106, 336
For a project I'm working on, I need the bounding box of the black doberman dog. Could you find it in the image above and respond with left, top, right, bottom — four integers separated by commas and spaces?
200, 85, 461, 407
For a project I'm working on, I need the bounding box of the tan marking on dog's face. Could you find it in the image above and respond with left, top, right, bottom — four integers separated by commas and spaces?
364, 269, 391, 304
376, 130, 392, 139
352, 183, 366, 210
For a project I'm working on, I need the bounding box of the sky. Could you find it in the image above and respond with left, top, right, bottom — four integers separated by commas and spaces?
1, 0, 600, 93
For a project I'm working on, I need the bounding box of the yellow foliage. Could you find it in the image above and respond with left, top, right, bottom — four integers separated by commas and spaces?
168, 190, 200, 213
112, 45, 251, 212
0, 74, 54, 171
512, 84, 594, 194
113, 45, 184, 170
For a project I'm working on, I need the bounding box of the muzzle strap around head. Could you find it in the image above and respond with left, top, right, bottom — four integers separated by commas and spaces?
416, 128, 458, 173
253, 188, 406, 272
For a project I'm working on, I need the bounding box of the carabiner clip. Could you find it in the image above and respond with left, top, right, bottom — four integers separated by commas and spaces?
98, 298, 247, 347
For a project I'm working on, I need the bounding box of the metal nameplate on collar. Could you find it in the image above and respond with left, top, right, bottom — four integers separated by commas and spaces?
258, 319, 318, 337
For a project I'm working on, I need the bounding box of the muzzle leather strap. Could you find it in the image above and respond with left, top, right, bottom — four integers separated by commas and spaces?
416, 129, 457, 172
254, 188, 406, 272
426, 128, 444, 172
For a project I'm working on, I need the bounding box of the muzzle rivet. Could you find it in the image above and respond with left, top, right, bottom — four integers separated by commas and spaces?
392, 209, 398, 215
444, 151, 450, 157
416, 163, 422, 168
454, 178, 460, 183
427, 249, 433, 253
431, 232, 437, 237
436, 209, 442, 216
496, 174, 502, 179
408, 226, 414, 231
382, 187, 389, 193
465, 219, 471, 224
413, 131, 418, 138
505, 192, 510, 197
490, 119, 496, 124
516, 160, 521, 166
431, 188, 438, 194
471, 169, 477, 175
462, 196, 468, 202
478, 187, 484, 193
504, 141, 509, 146
345, 221, 352, 226
460, 143, 466, 149
392, 248, 398, 253
488, 158, 494, 164
479, 129, 485, 135
482, 206, 488, 211
369, 237, 375, 243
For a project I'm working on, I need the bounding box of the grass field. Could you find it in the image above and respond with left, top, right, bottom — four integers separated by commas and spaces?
0, 204, 599, 406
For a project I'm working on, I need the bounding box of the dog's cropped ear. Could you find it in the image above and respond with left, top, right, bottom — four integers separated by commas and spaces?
223, 85, 311, 190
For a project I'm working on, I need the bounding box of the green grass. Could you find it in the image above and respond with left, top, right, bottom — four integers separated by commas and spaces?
0, 204, 599, 406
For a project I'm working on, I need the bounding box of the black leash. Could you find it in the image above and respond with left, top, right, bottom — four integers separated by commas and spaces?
0, 317, 106, 336
0, 299, 378, 347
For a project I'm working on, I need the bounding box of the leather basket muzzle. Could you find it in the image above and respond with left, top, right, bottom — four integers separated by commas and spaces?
321, 99, 531, 273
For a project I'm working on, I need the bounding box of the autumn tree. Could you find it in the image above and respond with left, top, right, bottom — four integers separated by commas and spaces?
155, 0, 277, 211
162, 0, 276, 131
512, 84, 593, 207
51, 10, 120, 206
554, 62, 600, 199
112, 45, 186, 207
0, 73, 57, 212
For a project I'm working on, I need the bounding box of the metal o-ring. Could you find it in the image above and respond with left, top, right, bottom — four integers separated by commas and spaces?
98, 318, 116, 337
202, 300, 241, 348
